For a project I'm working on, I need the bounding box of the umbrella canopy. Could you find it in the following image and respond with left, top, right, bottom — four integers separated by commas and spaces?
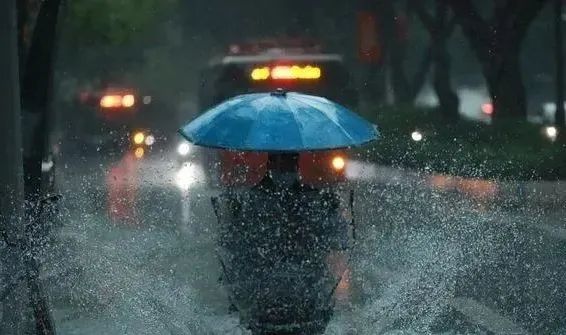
179, 90, 379, 152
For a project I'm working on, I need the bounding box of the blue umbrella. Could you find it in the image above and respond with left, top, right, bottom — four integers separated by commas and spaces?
179, 90, 379, 152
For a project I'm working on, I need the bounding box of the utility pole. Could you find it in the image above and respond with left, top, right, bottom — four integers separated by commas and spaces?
0, 0, 34, 333
555, 0, 565, 127
18, 0, 62, 333
1, 0, 61, 333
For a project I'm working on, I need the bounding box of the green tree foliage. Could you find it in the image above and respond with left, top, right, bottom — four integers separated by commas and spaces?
64, 0, 177, 46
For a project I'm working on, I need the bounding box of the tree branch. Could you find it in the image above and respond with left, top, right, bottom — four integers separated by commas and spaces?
409, 0, 436, 33
442, 0, 488, 35
492, 0, 517, 27
442, 0, 490, 62
511, 0, 550, 42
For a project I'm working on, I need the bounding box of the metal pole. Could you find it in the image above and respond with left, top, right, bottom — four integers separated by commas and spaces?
555, 0, 565, 127
18, 0, 62, 333
0, 0, 33, 333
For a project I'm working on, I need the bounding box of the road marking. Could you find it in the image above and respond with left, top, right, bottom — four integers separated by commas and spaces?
450, 297, 528, 335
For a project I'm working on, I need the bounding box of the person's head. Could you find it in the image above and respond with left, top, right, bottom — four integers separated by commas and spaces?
267, 153, 299, 187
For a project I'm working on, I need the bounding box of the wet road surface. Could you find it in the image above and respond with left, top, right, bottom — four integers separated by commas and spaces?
45, 152, 566, 334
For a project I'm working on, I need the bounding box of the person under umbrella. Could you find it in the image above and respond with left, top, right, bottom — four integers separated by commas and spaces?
179, 89, 378, 334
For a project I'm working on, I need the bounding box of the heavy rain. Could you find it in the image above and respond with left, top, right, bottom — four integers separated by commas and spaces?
1, 1, 565, 334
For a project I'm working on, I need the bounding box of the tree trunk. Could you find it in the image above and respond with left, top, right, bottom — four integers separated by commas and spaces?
19, 1, 62, 333
432, 0, 458, 120
555, 0, 565, 127
445, 0, 549, 120
432, 39, 459, 120
409, 45, 433, 101
390, 45, 412, 104
0, 0, 34, 333
483, 52, 527, 119
378, 0, 411, 104
410, 0, 458, 118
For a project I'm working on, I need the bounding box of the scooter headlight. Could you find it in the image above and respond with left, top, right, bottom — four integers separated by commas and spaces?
331, 156, 346, 171
133, 132, 145, 145
544, 126, 558, 141
144, 135, 155, 146
177, 142, 191, 156
411, 130, 423, 142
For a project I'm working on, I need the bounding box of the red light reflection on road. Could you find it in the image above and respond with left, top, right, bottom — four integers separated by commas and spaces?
105, 153, 140, 224
429, 175, 499, 200
327, 251, 351, 304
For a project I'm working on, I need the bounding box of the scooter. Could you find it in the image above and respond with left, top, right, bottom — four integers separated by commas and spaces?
178, 89, 377, 334
211, 156, 355, 335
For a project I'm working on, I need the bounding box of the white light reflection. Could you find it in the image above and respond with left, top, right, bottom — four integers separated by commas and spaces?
144, 135, 155, 146
177, 142, 191, 156
411, 130, 423, 142
175, 162, 203, 191
544, 126, 558, 141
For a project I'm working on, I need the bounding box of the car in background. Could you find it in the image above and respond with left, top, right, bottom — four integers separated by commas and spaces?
178, 38, 358, 187
197, 38, 358, 110
70, 81, 162, 158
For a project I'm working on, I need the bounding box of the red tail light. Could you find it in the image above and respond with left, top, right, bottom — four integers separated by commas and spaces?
481, 102, 494, 115
100, 95, 122, 108
100, 94, 136, 108
331, 156, 346, 171
250, 65, 322, 81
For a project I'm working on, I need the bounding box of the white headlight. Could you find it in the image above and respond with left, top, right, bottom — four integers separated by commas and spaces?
411, 131, 423, 142
177, 142, 191, 156
145, 135, 155, 146
544, 126, 558, 141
